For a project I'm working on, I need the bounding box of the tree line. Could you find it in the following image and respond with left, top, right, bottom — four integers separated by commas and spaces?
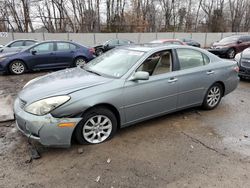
0, 0, 249, 33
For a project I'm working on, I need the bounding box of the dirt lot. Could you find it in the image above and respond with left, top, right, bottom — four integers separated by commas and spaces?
0, 72, 250, 188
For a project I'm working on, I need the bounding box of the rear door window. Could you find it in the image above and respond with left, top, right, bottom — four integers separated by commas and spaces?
176, 49, 209, 70
57, 42, 71, 51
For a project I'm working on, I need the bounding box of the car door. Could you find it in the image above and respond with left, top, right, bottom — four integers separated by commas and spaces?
28, 42, 56, 69
54, 42, 77, 67
174, 48, 213, 109
123, 50, 179, 124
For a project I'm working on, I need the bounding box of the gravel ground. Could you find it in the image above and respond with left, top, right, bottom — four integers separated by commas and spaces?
0, 71, 250, 188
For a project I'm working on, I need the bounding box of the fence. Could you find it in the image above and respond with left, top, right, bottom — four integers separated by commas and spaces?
1, 32, 250, 48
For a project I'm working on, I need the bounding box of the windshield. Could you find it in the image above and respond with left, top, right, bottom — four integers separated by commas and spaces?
219, 37, 239, 43
85, 48, 145, 78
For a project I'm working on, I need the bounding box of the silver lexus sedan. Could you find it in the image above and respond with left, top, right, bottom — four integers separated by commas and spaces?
14, 45, 239, 147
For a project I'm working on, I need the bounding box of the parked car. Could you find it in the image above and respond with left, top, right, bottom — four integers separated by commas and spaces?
235, 47, 250, 79
94, 39, 133, 56
14, 45, 239, 147
208, 35, 250, 59
150, 39, 186, 45
0, 39, 37, 53
0, 40, 95, 75
182, 38, 201, 47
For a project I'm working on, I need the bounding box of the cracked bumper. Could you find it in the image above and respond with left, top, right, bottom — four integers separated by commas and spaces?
14, 98, 82, 147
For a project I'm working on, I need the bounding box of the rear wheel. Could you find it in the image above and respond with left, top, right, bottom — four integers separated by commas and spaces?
202, 83, 223, 110
96, 48, 104, 56
227, 48, 235, 59
9, 60, 26, 75
75, 107, 117, 144
74, 57, 87, 67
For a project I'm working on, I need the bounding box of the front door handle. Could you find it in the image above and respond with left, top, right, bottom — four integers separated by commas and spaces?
206, 70, 215, 75
168, 77, 178, 83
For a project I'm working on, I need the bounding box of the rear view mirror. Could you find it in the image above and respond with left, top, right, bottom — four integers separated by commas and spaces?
31, 49, 37, 55
129, 71, 149, 81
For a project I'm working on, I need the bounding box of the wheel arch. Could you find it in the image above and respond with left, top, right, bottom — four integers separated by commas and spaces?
83, 103, 121, 129
71, 103, 121, 144
211, 81, 225, 96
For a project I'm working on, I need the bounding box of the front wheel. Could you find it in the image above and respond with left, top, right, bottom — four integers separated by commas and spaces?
9, 60, 26, 75
202, 83, 223, 110
75, 107, 117, 144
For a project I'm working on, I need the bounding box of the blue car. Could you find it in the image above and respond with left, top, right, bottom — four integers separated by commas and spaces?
0, 40, 95, 75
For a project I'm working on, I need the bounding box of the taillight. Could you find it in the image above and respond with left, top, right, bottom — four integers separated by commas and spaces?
234, 66, 239, 73
89, 48, 95, 54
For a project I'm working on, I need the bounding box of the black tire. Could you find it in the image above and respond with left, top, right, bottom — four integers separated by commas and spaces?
75, 107, 117, 145
202, 83, 223, 110
227, 48, 236, 59
73, 57, 87, 67
9, 60, 26, 75
96, 48, 104, 56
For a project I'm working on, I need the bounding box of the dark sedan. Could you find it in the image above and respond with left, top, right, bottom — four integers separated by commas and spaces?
0, 40, 95, 75
235, 47, 250, 79
94, 39, 133, 56
208, 35, 250, 59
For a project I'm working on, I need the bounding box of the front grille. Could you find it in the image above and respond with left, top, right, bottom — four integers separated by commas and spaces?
241, 59, 250, 68
19, 98, 27, 109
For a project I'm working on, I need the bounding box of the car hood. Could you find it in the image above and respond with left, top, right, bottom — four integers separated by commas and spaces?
19, 68, 113, 103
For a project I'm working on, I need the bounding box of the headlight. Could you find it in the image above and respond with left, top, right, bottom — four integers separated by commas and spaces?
25, 96, 70, 116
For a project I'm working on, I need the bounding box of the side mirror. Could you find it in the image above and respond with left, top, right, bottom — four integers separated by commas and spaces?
237, 40, 243, 44
129, 71, 149, 81
31, 49, 37, 55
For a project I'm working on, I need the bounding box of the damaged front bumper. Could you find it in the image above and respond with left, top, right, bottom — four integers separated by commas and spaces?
14, 98, 82, 147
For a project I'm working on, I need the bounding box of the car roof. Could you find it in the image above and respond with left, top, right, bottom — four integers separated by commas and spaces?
150, 39, 182, 43
120, 43, 188, 52
12, 39, 37, 42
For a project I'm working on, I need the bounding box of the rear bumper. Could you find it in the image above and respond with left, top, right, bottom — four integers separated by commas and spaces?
14, 98, 82, 147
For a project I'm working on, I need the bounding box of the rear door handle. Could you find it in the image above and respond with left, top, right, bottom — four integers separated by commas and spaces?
168, 77, 178, 83
206, 70, 215, 75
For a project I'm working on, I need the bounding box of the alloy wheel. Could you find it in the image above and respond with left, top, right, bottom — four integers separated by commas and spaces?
75, 58, 86, 67
228, 49, 235, 59
11, 61, 25, 74
206, 86, 221, 108
82, 115, 112, 144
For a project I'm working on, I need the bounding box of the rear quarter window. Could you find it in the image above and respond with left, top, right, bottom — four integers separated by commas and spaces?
176, 48, 210, 70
